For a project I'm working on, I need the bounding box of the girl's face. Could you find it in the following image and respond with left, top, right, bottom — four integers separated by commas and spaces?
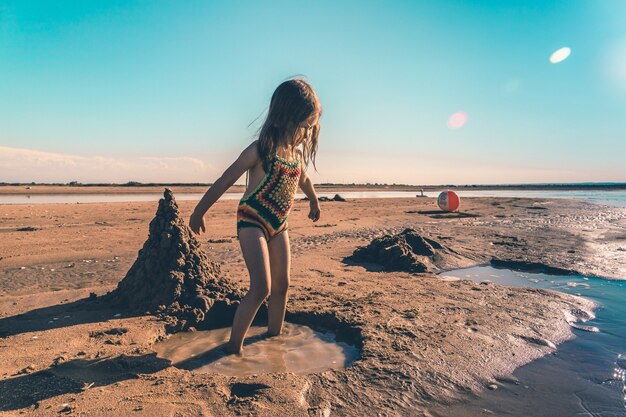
293, 113, 319, 147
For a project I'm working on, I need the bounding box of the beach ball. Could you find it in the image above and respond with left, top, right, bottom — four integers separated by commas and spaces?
437, 190, 460, 212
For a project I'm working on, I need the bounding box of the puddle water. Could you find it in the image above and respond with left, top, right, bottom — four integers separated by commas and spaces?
433, 266, 626, 417
154, 322, 359, 377
0, 191, 429, 205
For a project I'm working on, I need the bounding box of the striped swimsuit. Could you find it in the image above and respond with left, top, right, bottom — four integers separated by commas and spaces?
236, 153, 302, 241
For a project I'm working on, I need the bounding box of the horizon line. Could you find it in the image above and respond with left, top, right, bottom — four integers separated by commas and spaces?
2, 181, 625, 189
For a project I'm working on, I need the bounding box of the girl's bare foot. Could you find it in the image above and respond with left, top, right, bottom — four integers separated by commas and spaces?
266, 329, 282, 337
225, 340, 243, 355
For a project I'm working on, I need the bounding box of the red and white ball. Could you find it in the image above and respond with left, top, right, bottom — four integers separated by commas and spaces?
437, 190, 460, 212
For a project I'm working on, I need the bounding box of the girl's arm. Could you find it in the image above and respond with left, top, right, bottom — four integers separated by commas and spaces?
299, 165, 320, 222
189, 141, 260, 234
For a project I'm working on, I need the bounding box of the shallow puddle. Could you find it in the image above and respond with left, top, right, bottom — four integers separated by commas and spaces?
154, 322, 359, 377
433, 266, 626, 417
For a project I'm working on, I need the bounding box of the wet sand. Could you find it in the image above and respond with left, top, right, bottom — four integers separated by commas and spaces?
428, 266, 626, 416
1, 196, 625, 415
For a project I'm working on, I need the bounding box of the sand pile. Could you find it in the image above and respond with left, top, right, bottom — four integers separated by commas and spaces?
349, 228, 464, 273
303, 194, 346, 202
110, 189, 241, 330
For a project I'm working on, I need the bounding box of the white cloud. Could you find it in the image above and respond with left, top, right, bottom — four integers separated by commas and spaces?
1, 145, 619, 186
0, 146, 220, 183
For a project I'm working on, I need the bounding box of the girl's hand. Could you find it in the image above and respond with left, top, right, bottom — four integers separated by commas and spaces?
189, 211, 206, 235
308, 201, 320, 222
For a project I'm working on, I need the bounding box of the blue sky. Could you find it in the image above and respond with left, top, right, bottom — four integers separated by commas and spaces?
1, 0, 625, 184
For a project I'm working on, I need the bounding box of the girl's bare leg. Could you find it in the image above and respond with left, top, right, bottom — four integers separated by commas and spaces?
267, 230, 290, 336
228, 227, 271, 354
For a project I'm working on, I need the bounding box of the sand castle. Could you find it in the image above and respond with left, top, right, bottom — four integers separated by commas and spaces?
111, 189, 241, 330
349, 228, 461, 273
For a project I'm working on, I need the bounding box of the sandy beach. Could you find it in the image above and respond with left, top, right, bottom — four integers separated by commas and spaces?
4, 0, 626, 414
1, 193, 625, 416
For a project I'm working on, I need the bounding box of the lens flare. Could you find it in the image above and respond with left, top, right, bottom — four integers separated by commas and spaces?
605, 38, 626, 93
550, 47, 571, 64
503, 78, 522, 94
447, 112, 469, 129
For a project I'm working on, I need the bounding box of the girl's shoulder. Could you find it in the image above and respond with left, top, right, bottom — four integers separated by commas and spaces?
249, 139, 260, 151
243, 140, 261, 158
238, 140, 263, 168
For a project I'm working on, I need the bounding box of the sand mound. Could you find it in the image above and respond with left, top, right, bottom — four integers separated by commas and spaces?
110, 189, 241, 330
303, 194, 346, 202
349, 228, 464, 273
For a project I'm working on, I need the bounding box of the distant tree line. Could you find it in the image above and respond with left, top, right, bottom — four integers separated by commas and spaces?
0, 181, 625, 190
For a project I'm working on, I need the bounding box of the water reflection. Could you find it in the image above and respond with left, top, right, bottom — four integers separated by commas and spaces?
435, 266, 626, 416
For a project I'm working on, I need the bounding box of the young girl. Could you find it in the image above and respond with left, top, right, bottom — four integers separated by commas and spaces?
189, 78, 322, 354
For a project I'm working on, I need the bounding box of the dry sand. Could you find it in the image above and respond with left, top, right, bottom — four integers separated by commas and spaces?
1, 194, 625, 416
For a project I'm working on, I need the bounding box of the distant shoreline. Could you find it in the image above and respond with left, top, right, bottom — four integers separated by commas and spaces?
0, 182, 625, 195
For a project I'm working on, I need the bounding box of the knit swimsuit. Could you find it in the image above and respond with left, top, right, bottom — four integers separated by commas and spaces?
237, 153, 302, 241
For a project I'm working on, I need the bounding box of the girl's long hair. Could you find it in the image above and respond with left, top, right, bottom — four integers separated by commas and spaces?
256, 78, 322, 172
